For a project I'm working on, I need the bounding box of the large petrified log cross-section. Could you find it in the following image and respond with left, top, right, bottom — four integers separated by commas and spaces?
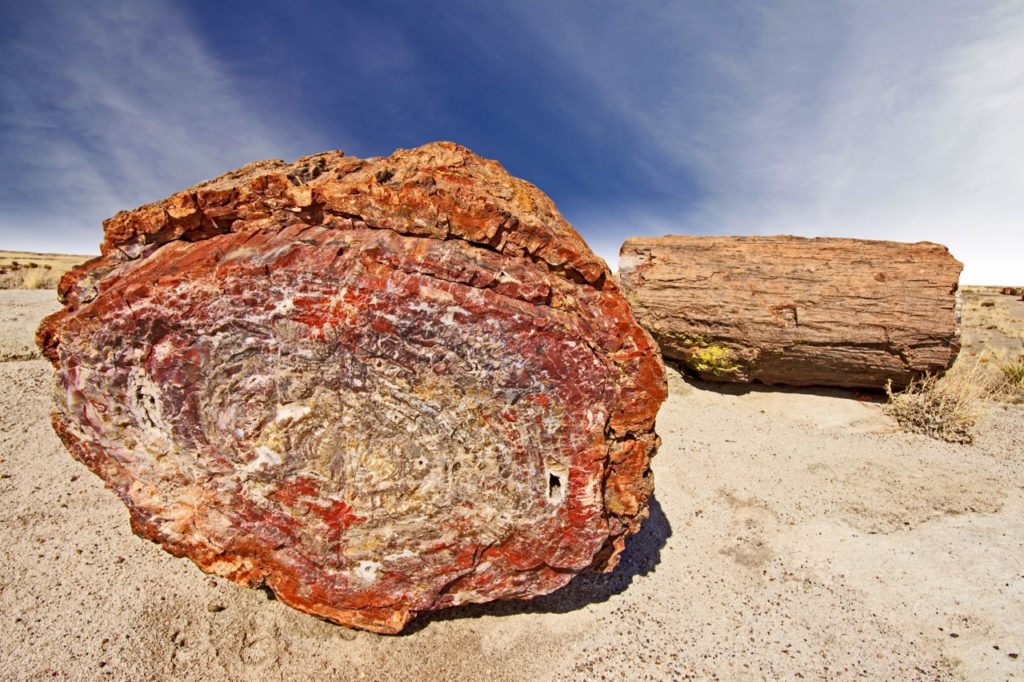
37, 143, 666, 633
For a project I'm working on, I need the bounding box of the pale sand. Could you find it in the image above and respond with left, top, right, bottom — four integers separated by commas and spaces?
1, 289, 1022, 681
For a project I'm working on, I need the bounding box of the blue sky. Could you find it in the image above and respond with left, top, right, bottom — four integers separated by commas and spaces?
1, 0, 1022, 283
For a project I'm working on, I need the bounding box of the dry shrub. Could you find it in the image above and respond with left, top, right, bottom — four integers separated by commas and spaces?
0, 271, 22, 288
884, 363, 993, 444
19, 268, 59, 289
996, 357, 1024, 403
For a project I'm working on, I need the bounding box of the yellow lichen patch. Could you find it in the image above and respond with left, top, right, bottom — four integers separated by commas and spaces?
689, 345, 740, 375
662, 331, 707, 349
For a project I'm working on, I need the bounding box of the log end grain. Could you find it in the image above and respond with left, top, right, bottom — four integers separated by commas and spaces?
37, 142, 667, 633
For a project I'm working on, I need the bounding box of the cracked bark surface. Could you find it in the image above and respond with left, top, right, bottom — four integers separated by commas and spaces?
37, 142, 666, 633
619, 235, 962, 389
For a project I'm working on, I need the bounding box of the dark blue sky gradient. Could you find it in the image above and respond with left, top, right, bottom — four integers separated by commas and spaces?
177, 1, 703, 217
0, 0, 710, 262
1, 0, 1021, 281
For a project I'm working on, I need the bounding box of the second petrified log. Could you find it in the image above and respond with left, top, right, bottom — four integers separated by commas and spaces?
37, 142, 666, 633
619, 235, 962, 389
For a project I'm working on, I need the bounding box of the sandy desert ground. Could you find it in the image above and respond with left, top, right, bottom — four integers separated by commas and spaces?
1, 287, 1022, 681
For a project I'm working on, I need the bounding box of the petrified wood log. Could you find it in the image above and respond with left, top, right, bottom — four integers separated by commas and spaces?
619, 235, 962, 389
37, 142, 666, 633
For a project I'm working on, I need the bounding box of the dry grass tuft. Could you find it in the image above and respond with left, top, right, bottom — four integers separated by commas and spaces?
885, 363, 993, 444
890, 286, 1024, 442
996, 357, 1024, 404
19, 268, 60, 289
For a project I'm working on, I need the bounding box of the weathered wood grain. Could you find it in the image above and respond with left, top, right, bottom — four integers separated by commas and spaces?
619, 235, 962, 388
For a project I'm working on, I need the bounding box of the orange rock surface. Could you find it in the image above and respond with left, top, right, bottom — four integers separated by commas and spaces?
37, 142, 666, 633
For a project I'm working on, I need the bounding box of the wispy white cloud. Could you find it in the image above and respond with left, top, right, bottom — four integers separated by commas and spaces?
3, 2, 1021, 284
0, 0, 326, 253
515, 1, 1024, 284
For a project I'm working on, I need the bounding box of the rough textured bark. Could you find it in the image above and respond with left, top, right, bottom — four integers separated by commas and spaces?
37, 142, 666, 634
619, 235, 962, 389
